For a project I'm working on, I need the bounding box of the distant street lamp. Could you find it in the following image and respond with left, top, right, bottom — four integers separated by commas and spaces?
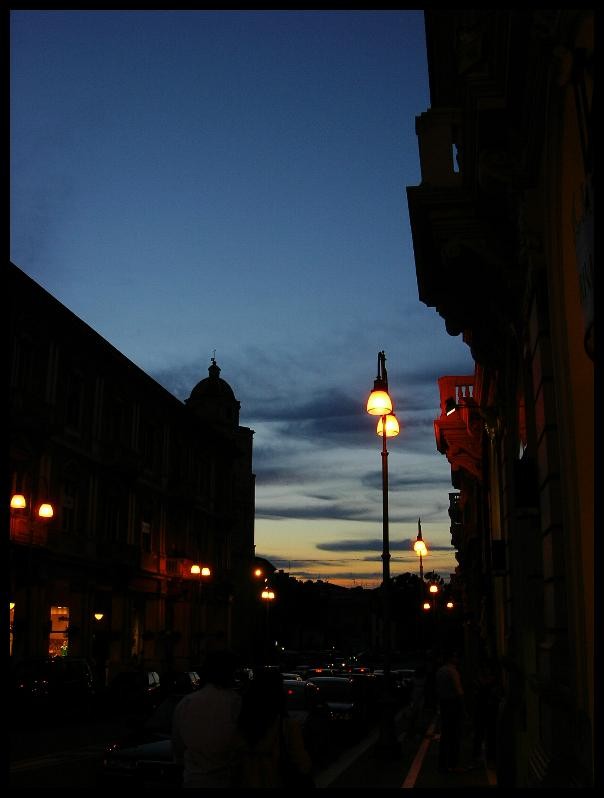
261, 584, 275, 664
425, 583, 441, 645
366, 350, 400, 752
414, 518, 428, 650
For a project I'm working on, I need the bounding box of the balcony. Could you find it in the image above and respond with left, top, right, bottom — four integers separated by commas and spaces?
434, 375, 482, 481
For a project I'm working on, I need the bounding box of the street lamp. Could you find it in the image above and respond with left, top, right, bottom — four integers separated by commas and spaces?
366, 350, 400, 752
425, 583, 441, 646
190, 564, 211, 664
261, 585, 275, 664
10, 480, 55, 657
414, 518, 427, 585
414, 518, 428, 650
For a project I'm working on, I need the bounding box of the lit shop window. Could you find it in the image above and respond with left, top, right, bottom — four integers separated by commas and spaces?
49, 605, 69, 657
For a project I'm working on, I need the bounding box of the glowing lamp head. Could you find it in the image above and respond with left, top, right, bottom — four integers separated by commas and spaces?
429, 584, 439, 594
366, 389, 392, 416
94, 613, 104, 621
414, 539, 427, 557
10, 494, 27, 510
377, 413, 400, 438
201, 566, 211, 577
261, 589, 275, 600
38, 503, 54, 518
190, 564, 201, 575
446, 601, 454, 609
423, 602, 431, 611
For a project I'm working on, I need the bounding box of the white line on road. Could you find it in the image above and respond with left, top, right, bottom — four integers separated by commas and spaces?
401, 717, 437, 788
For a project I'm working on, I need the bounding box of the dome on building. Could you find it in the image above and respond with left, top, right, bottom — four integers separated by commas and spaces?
185, 358, 240, 427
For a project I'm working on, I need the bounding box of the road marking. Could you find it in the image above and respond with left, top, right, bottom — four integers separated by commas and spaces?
401, 717, 437, 788
315, 726, 380, 788
315, 706, 411, 788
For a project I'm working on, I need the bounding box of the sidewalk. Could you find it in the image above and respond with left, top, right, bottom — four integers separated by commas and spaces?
317, 702, 497, 789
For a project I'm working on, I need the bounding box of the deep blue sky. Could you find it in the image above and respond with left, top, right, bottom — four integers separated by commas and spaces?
11, 10, 475, 587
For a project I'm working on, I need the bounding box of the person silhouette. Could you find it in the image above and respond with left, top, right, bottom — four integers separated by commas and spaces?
172, 650, 244, 788
235, 668, 313, 788
435, 649, 465, 773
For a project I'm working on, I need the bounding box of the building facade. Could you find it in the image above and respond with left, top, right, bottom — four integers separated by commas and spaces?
407, 10, 594, 788
9, 262, 256, 682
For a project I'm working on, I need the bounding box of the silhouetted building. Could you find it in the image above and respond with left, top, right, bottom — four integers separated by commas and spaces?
407, 10, 593, 788
9, 262, 256, 679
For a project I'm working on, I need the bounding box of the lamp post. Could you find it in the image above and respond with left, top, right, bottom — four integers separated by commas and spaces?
366, 350, 400, 752
423, 582, 444, 648
190, 564, 211, 665
414, 518, 428, 651
10, 481, 54, 658
261, 585, 275, 665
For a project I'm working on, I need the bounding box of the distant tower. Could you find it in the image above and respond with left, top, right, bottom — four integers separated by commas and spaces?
185, 357, 241, 428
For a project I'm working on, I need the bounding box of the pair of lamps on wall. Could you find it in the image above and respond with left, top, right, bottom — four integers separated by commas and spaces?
190, 564, 211, 577
10, 492, 54, 518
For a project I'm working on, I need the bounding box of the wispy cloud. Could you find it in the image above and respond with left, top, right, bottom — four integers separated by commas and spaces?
315, 537, 452, 552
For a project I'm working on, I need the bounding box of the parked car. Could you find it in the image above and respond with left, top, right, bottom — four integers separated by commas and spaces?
306, 676, 369, 740
11, 656, 96, 722
304, 667, 338, 679
283, 678, 319, 717
101, 692, 183, 787
160, 670, 200, 696
107, 670, 162, 714
281, 677, 336, 767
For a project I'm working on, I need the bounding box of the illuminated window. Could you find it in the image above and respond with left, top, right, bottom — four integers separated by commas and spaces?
49, 606, 69, 657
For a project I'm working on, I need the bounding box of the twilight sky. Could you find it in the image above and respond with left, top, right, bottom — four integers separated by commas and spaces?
10, 9, 475, 588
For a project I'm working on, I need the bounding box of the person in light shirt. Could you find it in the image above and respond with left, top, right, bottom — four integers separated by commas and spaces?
172, 650, 244, 788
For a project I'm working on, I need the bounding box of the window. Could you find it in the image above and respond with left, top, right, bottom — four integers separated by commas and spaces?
62, 481, 78, 535
12, 337, 33, 392
140, 420, 156, 462
141, 520, 152, 553
107, 396, 130, 446
105, 496, 121, 543
65, 372, 84, 431
48, 606, 69, 657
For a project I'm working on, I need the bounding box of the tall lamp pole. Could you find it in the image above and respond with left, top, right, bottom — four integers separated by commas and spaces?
366, 350, 400, 752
